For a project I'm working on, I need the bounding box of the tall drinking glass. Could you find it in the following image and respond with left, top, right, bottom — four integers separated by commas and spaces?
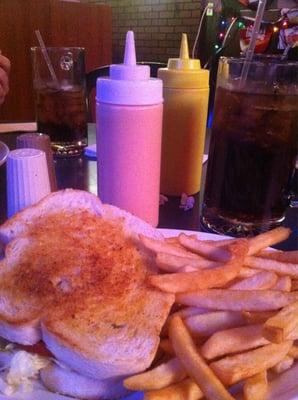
31, 47, 88, 156
201, 56, 298, 236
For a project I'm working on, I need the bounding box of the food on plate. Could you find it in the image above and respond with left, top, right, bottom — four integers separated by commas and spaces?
244, 256, 298, 278
178, 233, 232, 262
200, 324, 270, 360
0, 199, 297, 400
257, 249, 298, 263
288, 345, 298, 359
144, 377, 203, 400
271, 276, 292, 292
209, 340, 293, 385
127, 226, 298, 400
168, 316, 234, 400
155, 252, 220, 272
0, 189, 174, 399
176, 289, 298, 311
246, 227, 291, 255
227, 271, 278, 290
183, 311, 246, 338
148, 240, 248, 293
271, 355, 294, 374
124, 357, 186, 391
263, 301, 298, 343
243, 371, 268, 400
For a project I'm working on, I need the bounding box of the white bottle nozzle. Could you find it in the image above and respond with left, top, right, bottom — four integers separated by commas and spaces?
124, 31, 136, 66
109, 30, 150, 81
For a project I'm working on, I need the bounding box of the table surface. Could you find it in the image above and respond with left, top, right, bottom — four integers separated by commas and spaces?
0, 124, 297, 251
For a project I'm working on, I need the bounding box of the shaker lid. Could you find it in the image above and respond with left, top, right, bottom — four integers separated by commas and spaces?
158, 33, 209, 89
97, 31, 163, 105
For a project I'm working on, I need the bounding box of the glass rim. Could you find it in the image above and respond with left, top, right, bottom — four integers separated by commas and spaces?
31, 46, 85, 52
220, 55, 298, 68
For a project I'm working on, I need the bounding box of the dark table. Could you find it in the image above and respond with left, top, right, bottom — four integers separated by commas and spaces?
0, 125, 297, 251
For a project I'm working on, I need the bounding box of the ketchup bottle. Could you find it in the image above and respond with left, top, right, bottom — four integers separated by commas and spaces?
96, 31, 163, 226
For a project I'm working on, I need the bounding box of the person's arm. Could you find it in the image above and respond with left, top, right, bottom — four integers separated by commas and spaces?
0, 53, 11, 105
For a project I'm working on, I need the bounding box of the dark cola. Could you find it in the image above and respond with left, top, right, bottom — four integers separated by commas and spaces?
202, 86, 297, 235
35, 86, 88, 155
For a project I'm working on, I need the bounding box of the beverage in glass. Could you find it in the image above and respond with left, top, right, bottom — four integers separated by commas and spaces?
201, 56, 298, 236
31, 47, 88, 156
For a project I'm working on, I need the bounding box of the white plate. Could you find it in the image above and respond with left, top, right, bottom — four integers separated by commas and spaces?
0, 229, 296, 400
158, 228, 229, 241
0, 142, 9, 166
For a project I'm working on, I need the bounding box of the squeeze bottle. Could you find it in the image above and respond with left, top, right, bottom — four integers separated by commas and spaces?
96, 31, 163, 227
158, 33, 209, 196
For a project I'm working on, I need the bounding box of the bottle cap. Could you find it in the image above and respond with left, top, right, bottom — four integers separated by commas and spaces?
6, 148, 51, 218
158, 33, 209, 89
16, 133, 57, 191
97, 31, 163, 105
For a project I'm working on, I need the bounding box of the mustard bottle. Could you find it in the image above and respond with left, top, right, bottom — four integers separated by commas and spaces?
158, 33, 209, 196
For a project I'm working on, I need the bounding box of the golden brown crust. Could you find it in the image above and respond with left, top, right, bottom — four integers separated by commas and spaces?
0, 209, 174, 363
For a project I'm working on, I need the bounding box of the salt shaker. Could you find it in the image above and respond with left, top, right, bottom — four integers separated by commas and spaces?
6, 148, 51, 217
16, 132, 57, 191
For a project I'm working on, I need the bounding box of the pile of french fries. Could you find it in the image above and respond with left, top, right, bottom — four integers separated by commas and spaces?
124, 227, 298, 400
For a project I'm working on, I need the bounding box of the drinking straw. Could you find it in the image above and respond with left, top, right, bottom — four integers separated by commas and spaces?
35, 30, 59, 88
281, 44, 292, 60
240, 0, 267, 84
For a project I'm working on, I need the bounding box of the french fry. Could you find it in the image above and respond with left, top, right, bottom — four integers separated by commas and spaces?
202, 239, 237, 247
227, 271, 278, 290
144, 378, 203, 400
165, 236, 186, 245
271, 276, 291, 292
169, 316, 235, 400
170, 306, 210, 319
243, 371, 268, 400
179, 266, 200, 273
263, 301, 298, 343
148, 240, 248, 293
271, 355, 294, 374
176, 290, 298, 311
258, 250, 298, 264
178, 233, 232, 262
238, 267, 262, 278
247, 227, 291, 256
139, 235, 201, 259
242, 310, 276, 324
210, 341, 292, 385
184, 311, 246, 338
291, 280, 298, 291
156, 252, 220, 272
123, 357, 186, 391
288, 344, 298, 359
159, 339, 175, 356
267, 362, 298, 399
149, 263, 239, 293
163, 307, 210, 336
201, 324, 269, 360
245, 256, 298, 278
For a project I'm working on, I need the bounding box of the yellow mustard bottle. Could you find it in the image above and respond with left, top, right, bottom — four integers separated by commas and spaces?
158, 33, 209, 196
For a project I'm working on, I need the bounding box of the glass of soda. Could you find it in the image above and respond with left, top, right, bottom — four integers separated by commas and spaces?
31, 47, 88, 156
201, 56, 298, 236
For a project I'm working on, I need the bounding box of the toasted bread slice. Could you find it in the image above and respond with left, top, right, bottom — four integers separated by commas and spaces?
0, 189, 174, 385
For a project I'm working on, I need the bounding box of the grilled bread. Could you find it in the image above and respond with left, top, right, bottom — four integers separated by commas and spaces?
0, 189, 174, 397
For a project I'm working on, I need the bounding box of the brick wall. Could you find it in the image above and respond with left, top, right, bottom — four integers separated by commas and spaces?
99, 0, 204, 63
